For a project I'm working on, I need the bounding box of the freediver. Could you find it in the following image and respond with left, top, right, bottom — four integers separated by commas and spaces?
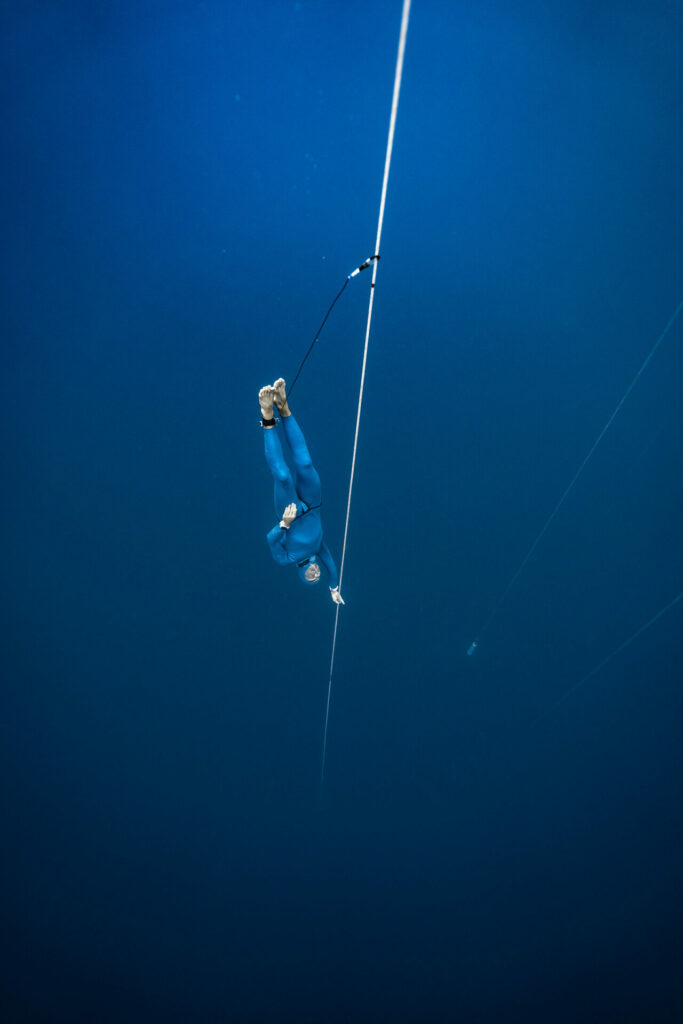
260, 378, 344, 605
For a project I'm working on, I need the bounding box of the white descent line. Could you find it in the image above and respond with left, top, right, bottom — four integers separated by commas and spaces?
321, 0, 412, 784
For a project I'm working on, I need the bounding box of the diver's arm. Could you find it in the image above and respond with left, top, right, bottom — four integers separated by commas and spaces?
318, 542, 344, 604
266, 525, 290, 566
318, 542, 338, 588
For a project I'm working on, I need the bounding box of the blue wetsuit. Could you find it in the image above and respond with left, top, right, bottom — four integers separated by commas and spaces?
263, 414, 339, 589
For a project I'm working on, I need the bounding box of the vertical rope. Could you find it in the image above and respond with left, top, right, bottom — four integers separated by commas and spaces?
321, 0, 412, 783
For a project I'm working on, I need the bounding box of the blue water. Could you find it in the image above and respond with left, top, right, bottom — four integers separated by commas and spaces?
2, 2, 682, 1020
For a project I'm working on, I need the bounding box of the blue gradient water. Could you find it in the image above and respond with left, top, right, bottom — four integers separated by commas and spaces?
2, 2, 682, 1020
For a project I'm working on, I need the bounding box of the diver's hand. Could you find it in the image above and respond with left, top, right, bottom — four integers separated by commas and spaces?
280, 502, 297, 529
330, 587, 345, 606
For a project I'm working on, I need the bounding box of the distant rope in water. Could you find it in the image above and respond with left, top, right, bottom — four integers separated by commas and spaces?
321, 0, 412, 784
531, 588, 683, 726
467, 297, 683, 658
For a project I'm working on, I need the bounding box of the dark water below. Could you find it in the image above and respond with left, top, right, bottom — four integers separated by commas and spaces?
2, 2, 682, 1020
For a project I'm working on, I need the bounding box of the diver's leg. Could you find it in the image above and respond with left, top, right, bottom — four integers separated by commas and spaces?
281, 414, 321, 507
260, 384, 297, 515
264, 429, 297, 516
273, 378, 321, 506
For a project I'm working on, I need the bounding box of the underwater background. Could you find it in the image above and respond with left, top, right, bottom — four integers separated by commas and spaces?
2, 1, 682, 1020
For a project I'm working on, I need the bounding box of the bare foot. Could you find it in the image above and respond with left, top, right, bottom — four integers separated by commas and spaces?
272, 378, 290, 416
259, 384, 274, 420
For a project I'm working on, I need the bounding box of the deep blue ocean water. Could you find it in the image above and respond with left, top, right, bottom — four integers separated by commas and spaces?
2, 1, 682, 1020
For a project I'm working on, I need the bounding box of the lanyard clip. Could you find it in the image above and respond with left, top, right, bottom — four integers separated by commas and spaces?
348, 254, 380, 278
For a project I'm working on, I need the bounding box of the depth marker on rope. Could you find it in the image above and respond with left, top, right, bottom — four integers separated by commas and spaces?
321, 0, 412, 784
